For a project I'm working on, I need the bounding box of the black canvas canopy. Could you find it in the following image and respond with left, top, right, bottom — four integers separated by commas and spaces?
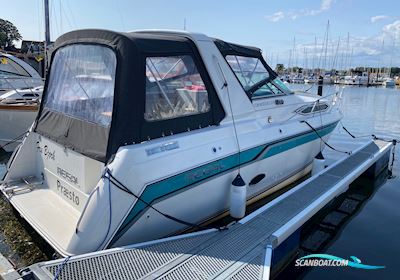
213, 39, 263, 58
35, 29, 225, 163
213, 38, 278, 79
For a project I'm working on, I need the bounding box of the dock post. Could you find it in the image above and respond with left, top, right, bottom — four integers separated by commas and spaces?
317, 76, 323, 96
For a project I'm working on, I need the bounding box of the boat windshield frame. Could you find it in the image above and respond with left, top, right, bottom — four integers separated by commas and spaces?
213, 39, 292, 100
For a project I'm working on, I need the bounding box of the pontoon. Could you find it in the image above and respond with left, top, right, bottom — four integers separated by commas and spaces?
1, 29, 342, 256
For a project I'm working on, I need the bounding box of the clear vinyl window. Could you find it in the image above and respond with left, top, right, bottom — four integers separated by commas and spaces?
43, 44, 116, 126
145, 55, 211, 121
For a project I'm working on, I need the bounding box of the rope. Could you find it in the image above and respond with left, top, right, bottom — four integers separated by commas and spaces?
339, 121, 372, 139
302, 121, 351, 155
0, 130, 29, 150
339, 121, 398, 178
104, 169, 221, 232
53, 256, 71, 280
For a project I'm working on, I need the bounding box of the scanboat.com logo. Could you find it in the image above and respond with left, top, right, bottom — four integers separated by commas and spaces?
295, 254, 385, 270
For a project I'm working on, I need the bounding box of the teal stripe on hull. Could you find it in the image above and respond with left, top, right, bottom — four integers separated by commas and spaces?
110, 121, 338, 245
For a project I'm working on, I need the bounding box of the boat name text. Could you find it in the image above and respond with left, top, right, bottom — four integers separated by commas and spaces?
56, 180, 80, 206
38, 145, 56, 161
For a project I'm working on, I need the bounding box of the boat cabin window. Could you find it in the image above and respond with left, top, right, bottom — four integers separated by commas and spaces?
145, 55, 211, 121
225, 55, 291, 99
0, 56, 30, 77
43, 44, 116, 127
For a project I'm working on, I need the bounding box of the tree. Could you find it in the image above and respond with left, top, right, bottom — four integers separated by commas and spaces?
275, 64, 285, 73
0, 19, 22, 49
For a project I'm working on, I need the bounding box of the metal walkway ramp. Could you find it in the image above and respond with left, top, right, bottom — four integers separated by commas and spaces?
12, 140, 392, 280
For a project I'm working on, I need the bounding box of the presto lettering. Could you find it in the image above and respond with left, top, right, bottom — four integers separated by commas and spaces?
56, 180, 80, 206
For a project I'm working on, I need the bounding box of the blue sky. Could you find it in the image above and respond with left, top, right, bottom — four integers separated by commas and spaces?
2, 0, 400, 69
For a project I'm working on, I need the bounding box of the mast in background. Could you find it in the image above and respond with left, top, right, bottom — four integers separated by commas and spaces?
44, 0, 50, 73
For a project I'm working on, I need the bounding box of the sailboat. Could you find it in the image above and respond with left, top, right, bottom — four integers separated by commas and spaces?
1, 29, 342, 256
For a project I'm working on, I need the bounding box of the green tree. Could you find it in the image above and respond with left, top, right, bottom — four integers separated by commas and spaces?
0, 19, 22, 49
275, 63, 285, 73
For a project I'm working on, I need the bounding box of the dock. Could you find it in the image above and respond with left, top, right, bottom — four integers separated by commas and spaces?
3, 139, 393, 280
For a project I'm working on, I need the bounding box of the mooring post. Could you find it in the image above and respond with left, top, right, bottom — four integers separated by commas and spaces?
317, 75, 323, 96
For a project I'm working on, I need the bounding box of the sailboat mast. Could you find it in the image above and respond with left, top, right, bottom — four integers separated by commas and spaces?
44, 0, 51, 70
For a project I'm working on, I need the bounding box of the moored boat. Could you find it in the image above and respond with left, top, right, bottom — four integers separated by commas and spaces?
1, 29, 342, 256
0, 52, 43, 94
382, 77, 395, 87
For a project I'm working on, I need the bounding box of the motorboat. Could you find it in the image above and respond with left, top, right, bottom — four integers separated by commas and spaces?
382, 77, 395, 87
290, 75, 305, 84
0, 57, 43, 152
342, 73, 369, 86
323, 75, 334, 85
0, 86, 43, 102
0, 53, 43, 151
0, 86, 42, 151
304, 76, 317, 84
1, 29, 342, 256
0, 52, 43, 94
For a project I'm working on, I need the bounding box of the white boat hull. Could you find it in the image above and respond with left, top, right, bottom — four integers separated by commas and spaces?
1, 30, 343, 257
3, 114, 339, 255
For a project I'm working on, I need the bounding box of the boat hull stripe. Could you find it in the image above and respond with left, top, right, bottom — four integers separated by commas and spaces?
109, 121, 338, 246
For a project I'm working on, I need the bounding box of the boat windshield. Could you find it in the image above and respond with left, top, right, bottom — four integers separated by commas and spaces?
0, 56, 30, 77
43, 44, 116, 127
225, 55, 291, 98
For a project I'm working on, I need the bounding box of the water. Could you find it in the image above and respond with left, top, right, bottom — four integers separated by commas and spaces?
0, 85, 399, 276
278, 84, 400, 280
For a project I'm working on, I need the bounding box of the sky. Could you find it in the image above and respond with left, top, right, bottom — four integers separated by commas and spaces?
1, 0, 400, 69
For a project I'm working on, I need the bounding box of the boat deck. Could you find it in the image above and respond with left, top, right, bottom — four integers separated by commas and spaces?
7, 139, 392, 280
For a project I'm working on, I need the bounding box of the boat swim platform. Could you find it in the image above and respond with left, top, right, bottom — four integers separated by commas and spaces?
5, 138, 393, 280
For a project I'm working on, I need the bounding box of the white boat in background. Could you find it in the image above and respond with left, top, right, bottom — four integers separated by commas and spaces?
290, 75, 305, 84
1, 29, 342, 256
0, 53, 43, 152
342, 72, 368, 86
304, 76, 317, 84
382, 77, 395, 87
0, 87, 42, 151
0, 101, 38, 152
0, 52, 43, 94
323, 75, 334, 85
0, 86, 43, 102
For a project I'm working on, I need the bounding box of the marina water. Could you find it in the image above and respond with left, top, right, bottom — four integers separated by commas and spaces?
278, 84, 400, 280
0, 85, 399, 279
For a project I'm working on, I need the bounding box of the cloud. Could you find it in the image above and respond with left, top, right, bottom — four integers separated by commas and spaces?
321, 0, 333, 11
265, 0, 334, 22
285, 20, 400, 67
382, 20, 400, 37
371, 15, 389, 23
265, 11, 285, 22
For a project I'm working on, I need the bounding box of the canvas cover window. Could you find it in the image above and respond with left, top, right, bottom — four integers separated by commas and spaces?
43, 44, 116, 126
145, 55, 211, 121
